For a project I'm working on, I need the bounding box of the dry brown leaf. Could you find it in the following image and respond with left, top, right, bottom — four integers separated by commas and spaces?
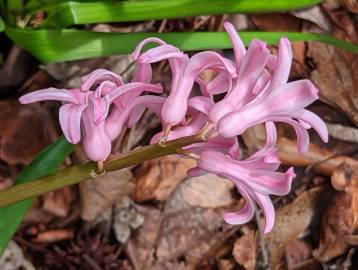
232, 227, 256, 270
250, 13, 301, 32
126, 179, 226, 270
180, 174, 234, 208
33, 229, 74, 243
291, 6, 332, 31
242, 125, 358, 177
113, 197, 145, 243
42, 186, 72, 217
326, 123, 358, 143
0, 102, 57, 165
313, 192, 355, 262
80, 169, 134, 221
218, 259, 236, 270
277, 137, 358, 176
264, 186, 329, 268
308, 28, 358, 125
343, 0, 358, 13
133, 155, 196, 202
0, 241, 36, 270
314, 162, 358, 262
286, 240, 312, 270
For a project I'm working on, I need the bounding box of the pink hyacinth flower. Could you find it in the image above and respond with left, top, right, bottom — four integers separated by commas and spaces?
133, 37, 237, 132
189, 123, 295, 233
19, 69, 162, 161
204, 22, 328, 153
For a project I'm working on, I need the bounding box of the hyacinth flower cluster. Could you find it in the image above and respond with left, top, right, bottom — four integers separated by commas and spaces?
19, 22, 328, 233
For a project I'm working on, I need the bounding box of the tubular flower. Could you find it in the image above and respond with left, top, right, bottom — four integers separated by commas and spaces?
18, 21, 329, 234
132, 37, 237, 133
205, 22, 328, 153
19, 69, 162, 161
189, 123, 295, 233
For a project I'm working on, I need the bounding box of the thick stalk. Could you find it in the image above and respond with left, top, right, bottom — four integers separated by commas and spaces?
0, 134, 203, 207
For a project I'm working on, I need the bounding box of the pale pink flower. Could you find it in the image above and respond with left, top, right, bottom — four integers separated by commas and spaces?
205, 22, 328, 153
189, 123, 295, 233
19, 69, 162, 161
132, 37, 237, 132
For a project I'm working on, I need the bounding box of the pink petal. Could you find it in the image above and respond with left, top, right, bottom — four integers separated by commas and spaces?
106, 82, 163, 103
88, 94, 110, 125
271, 117, 310, 154
59, 103, 88, 144
216, 80, 319, 138
289, 109, 328, 143
233, 39, 270, 99
187, 167, 207, 177
81, 69, 123, 91
268, 37, 292, 90
161, 51, 236, 126
132, 63, 152, 83
81, 108, 112, 161
223, 22, 246, 69
251, 192, 275, 233
131, 37, 166, 60
188, 96, 214, 114
19, 88, 78, 104
138, 44, 186, 64
106, 95, 165, 141
206, 71, 233, 96
223, 186, 255, 225
248, 168, 295, 196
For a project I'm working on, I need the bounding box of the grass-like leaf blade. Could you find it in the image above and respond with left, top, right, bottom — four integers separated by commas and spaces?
6, 27, 358, 63
29, 0, 322, 28
0, 137, 74, 255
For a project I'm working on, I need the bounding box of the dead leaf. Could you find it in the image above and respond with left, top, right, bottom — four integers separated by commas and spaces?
277, 137, 358, 176
126, 178, 227, 270
33, 229, 74, 243
308, 28, 358, 125
250, 13, 301, 32
314, 162, 358, 262
233, 227, 256, 270
0, 240, 36, 270
264, 186, 330, 268
113, 197, 145, 243
42, 186, 72, 217
242, 125, 358, 177
80, 169, 134, 221
133, 155, 196, 202
343, 0, 358, 13
0, 101, 57, 165
313, 192, 355, 262
218, 259, 236, 270
180, 173, 234, 208
326, 123, 358, 143
291, 6, 332, 31
286, 240, 312, 270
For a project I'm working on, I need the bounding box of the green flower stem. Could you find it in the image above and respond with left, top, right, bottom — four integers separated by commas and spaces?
0, 134, 203, 207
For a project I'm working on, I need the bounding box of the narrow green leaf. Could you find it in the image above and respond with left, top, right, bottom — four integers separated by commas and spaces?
0, 16, 4, 32
6, 27, 358, 64
0, 137, 74, 255
30, 0, 321, 28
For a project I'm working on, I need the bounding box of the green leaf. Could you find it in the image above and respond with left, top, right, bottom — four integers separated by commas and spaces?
0, 137, 74, 255
6, 27, 358, 64
0, 16, 4, 32
29, 0, 321, 28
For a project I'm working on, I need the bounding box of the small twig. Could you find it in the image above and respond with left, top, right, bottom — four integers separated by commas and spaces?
254, 209, 271, 270
82, 253, 103, 270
